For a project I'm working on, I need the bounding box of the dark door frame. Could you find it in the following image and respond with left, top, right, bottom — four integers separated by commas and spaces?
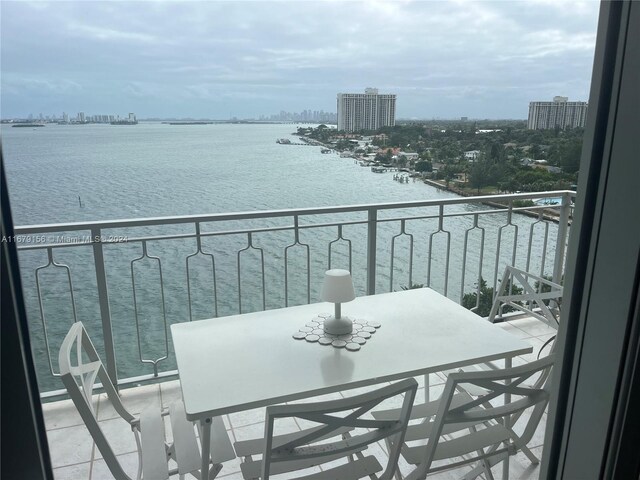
1, 153, 53, 479
542, 1, 640, 478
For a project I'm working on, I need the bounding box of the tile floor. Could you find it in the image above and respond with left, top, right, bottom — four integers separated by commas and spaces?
44, 317, 556, 480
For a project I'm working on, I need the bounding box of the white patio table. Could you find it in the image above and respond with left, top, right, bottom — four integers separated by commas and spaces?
171, 288, 532, 478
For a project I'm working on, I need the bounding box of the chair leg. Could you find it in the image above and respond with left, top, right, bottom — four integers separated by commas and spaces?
502, 454, 510, 480
461, 453, 508, 480
207, 463, 223, 479
482, 459, 495, 480
133, 430, 143, 480
382, 436, 404, 480
520, 444, 540, 464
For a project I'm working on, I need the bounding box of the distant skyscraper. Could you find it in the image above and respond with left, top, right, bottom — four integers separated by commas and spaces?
337, 88, 396, 132
528, 96, 588, 129
78, 112, 85, 123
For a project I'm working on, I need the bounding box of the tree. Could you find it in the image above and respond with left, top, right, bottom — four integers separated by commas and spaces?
469, 160, 492, 193
414, 160, 432, 173
530, 144, 542, 159
335, 139, 352, 151
462, 277, 523, 317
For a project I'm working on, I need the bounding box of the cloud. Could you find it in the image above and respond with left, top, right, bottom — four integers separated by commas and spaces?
0, 0, 600, 119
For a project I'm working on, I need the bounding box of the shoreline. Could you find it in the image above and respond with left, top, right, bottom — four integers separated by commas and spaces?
295, 133, 570, 225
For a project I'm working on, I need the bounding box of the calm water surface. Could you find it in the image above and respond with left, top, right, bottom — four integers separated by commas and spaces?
2, 123, 559, 391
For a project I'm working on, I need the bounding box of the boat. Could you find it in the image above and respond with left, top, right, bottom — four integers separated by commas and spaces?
534, 198, 561, 206
12, 123, 45, 128
276, 138, 292, 144
321, 149, 331, 154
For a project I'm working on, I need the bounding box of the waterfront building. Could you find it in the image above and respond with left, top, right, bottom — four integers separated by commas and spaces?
528, 96, 588, 129
464, 150, 481, 162
337, 88, 396, 132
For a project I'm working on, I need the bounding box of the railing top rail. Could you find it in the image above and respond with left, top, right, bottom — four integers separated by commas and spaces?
14, 190, 576, 234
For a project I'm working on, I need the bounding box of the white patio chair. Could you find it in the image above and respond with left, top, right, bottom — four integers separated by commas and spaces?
234, 378, 418, 479
372, 356, 554, 480
59, 322, 235, 479
488, 266, 562, 330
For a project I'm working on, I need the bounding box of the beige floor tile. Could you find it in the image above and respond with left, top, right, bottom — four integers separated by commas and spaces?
53, 462, 91, 480
90, 451, 139, 479
97, 384, 161, 420
47, 424, 94, 468
92, 417, 137, 460
511, 317, 558, 338
43, 397, 99, 430
486, 446, 544, 480
159, 379, 184, 408
233, 418, 299, 443
292, 391, 345, 403
500, 321, 535, 339
229, 406, 267, 428
512, 411, 548, 449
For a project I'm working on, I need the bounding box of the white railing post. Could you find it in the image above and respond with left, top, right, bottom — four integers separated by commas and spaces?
91, 227, 118, 386
552, 193, 572, 285
366, 208, 377, 295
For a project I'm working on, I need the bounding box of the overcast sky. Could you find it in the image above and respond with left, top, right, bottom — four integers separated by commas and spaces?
1, 0, 600, 120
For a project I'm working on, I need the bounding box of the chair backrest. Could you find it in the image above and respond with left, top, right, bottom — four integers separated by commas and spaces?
261, 378, 418, 480
488, 266, 562, 329
416, 355, 554, 477
59, 322, 135, 480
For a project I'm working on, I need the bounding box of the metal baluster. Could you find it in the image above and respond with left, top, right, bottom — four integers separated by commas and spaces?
237, 232, 266, 313
35, 247, 78, 376
284, 216, 311, 306
427, 205, 452, 296
553, 192, 571, 284
493, 201, 519, 298
366, 208, 378, 295
328, 224, 353, 273
91, 226, 118, 386
186, 222, 218, 321
526, 214, 550, 309
525, 212, 550, 275
130, 241, 169, 377
389, 219, 414, 292
460, 214, 485, 312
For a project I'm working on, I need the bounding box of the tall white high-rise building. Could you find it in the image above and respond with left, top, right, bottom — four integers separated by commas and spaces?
528, 96, 588, 130
337, 88, 396, 132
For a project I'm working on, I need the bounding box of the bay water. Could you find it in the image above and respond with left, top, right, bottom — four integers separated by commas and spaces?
2, 123, 559, 391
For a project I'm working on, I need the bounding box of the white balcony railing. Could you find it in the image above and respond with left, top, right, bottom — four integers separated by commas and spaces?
15, 191, 574, 397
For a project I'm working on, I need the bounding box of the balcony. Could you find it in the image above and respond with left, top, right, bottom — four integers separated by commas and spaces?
20, 191, 572, 479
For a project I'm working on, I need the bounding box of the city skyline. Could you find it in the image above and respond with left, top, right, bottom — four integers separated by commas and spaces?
1, 1, 599, 119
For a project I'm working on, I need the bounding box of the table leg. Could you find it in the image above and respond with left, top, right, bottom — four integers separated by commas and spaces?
201, 417, 212, 480
503, 357, 512, 479
424, 373, 430, 403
